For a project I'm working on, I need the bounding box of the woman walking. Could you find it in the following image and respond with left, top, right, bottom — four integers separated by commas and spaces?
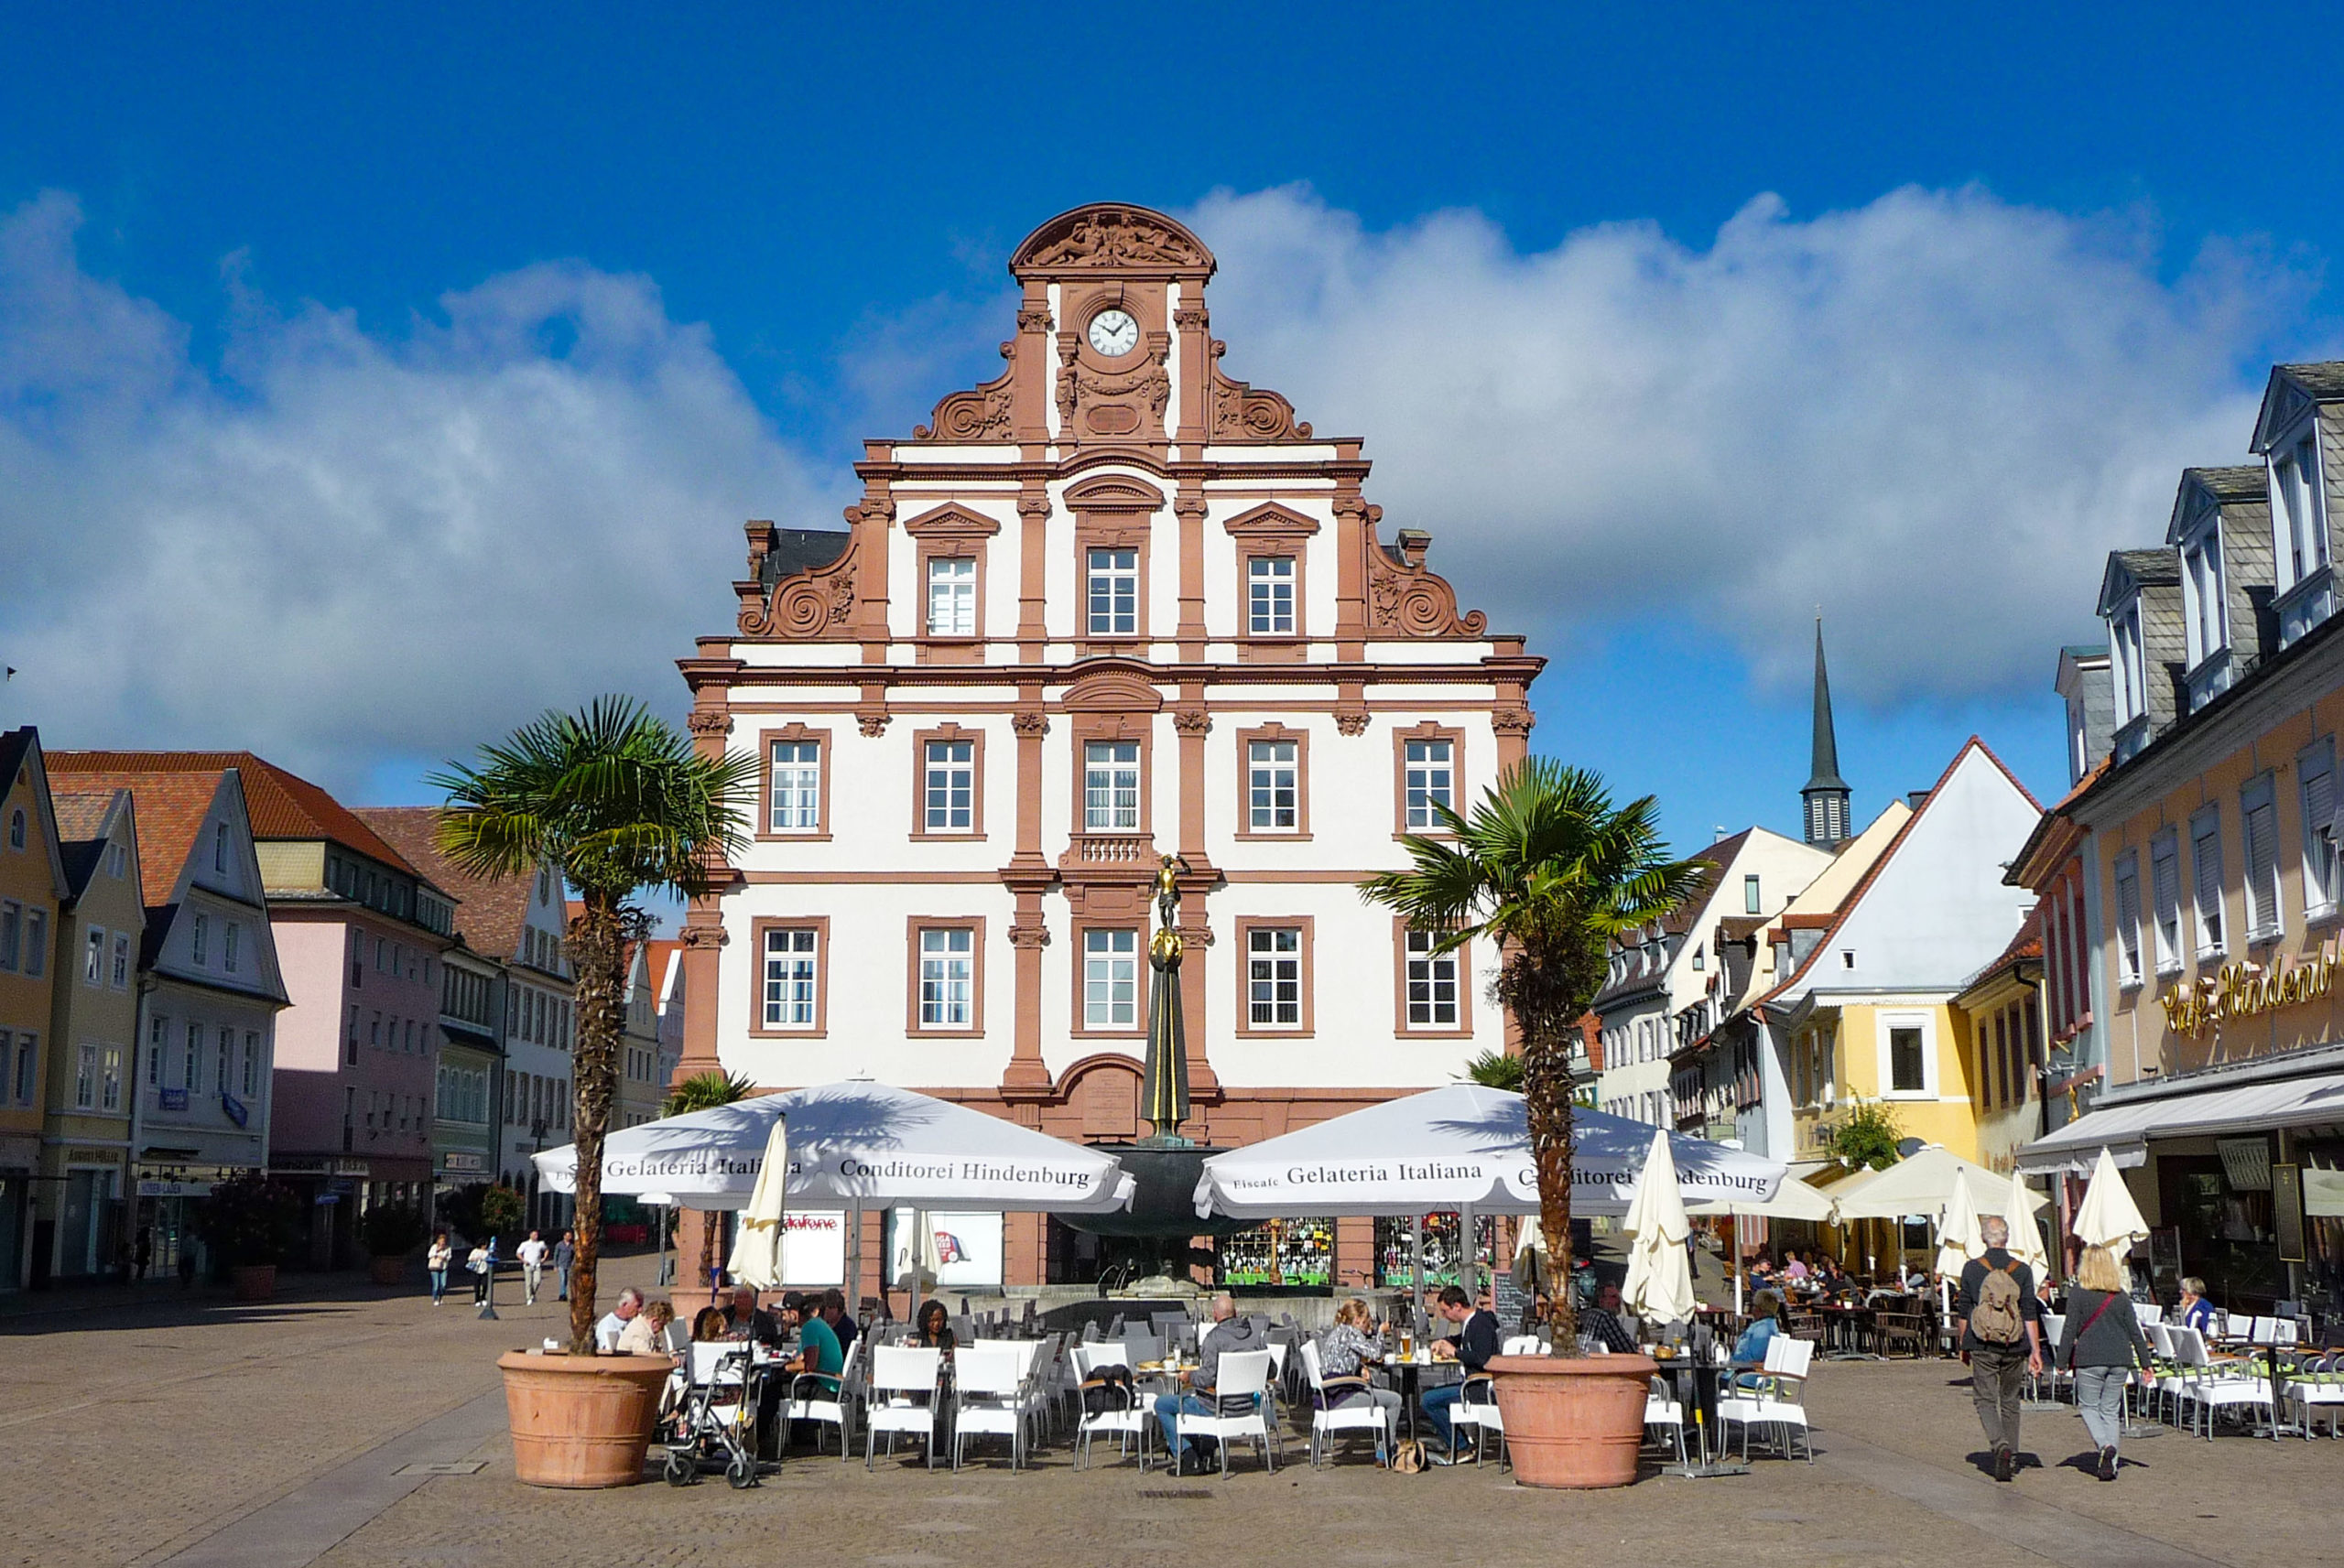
427, 1232, 453, 1304
2057, 1244, 2154, 1481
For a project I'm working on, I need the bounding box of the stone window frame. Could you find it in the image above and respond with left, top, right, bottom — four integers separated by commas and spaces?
756, 724, 832, 843
1392, 917, 1474, 1038
1067, 474, 1165, 654
904, 502, 1001, 663
1070, 715, 1153, 840
910, 723, 988, 841
1392, 720, 1466, 839
1234, 915, 1314, 1037
1070, 920, 1146, 1040
905, 915, 986, 1038
748, 915, 830, 1039
1234, 723, 1311, 841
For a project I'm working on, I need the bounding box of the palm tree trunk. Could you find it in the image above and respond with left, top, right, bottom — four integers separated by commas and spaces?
564, 900, 627, 1354
1520, 1025, 1582, 1353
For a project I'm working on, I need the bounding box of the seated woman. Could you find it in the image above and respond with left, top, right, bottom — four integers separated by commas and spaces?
2174, 1276, 2215, 1335
691, 1305, 731, 1343
1731, 1291, 1784, 1389
617, 1298, 678, 1357
904, 1299, 955, 1405
1313, 1298, 1403, 1444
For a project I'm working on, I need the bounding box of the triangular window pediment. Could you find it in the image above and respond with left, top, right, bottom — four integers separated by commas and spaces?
1221, 502, 1320, 541
900, 503, 1004, 540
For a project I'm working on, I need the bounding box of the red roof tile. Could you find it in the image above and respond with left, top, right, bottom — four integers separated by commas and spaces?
39, 766, 225, 913
48, 751, 420, 876
352, 806, 543, 963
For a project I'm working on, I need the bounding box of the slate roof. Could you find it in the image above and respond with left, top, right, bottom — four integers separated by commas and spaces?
2111, 548, 2180, 587
47, 751, 418, 875
2275, 362, 2344, 399
762, 528, 853, 586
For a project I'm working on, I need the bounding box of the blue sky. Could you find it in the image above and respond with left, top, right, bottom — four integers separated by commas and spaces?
6, 3, 2343, 850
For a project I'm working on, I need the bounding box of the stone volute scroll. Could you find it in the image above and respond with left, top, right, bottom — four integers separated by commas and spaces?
737, 522, 861, 639
1363, 512, 1488, 638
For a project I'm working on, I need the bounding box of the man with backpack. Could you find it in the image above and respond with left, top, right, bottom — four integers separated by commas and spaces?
1952, 1214, 2045, 1482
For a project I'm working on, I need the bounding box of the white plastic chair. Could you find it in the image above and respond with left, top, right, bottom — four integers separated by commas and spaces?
2135, 1303, 2164, 1326
1644, 1374, 1687, 1463
864, 1346, 943, 1470
1718, 1335, 1816, 1460
951, 1346, 1027, 1470
2033, 1314, 2067, 1402
1501, 1334, 1548, 1357
1451, 1372, 1505, 1464
1174, 1349, 1277, 1476
1070, 1343, 1151, 1470
2284, 1352, 2344, 1439
2166, 1325, 2271, 1439
786, 1331, 860, 1459
1298, 1340, 1388, 1468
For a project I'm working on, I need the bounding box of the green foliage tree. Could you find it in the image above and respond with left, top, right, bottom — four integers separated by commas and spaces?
479, 1182, 526, 1243
660, 1068, 755, 1119
192, 1171, 306, 1268
432, 697, 755, 1353
1828, 1101, 1904, 1172
1461, 1049, 1525, 1092
1362, 759, 1706, 1353
359, 1201, 430, 1258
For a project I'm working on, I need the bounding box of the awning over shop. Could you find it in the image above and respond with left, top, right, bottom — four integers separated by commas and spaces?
2014, 1067, 2344, 1176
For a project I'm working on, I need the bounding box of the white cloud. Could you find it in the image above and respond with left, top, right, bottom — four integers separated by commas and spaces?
0, 191, 832, 793
1185, 184, 2314, 701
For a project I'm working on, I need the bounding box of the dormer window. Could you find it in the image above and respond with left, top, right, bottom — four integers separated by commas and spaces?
2273, 431, 2328, 589
2109, 597, 2148, 752
2180, 527, 2226, 671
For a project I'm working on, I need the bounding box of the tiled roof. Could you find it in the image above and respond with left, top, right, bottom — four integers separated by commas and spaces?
50, 789, 124, 897
351, 806, 539, 963
48, 751, 418, 875
39, 764, 224, 913
642, 937, 682, 1004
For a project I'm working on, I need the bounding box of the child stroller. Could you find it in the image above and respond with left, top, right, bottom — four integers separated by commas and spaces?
663, 1343, 763, 1488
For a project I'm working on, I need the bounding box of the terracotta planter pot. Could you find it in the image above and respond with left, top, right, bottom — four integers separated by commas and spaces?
497, 1352, 673, 1488
369, 1254, 407, 1286
229, 1264, 277, 1303
1488, 1352, 1658, 1489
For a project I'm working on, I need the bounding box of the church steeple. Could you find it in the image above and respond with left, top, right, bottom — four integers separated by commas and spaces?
1802, 617, 1852, 848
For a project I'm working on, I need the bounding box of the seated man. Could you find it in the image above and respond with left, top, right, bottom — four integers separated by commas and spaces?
818, 1287, 860, 1358
794, 1290, 846, 1396
593, 1287, 645, 1352
1153, 1295, 1267, 1470
1420, 1284, 1500, 1462
1579, 1280, 1641, 1355
720, 1284, 787, 1348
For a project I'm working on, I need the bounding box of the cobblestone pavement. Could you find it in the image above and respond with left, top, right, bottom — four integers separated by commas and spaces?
6, 1267, 2336, 1568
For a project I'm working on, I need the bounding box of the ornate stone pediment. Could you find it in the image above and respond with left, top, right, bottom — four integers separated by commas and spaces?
901, 502, 1004, 540
1063, 472, 1167, 513
913, 346, 1015, 442
1060, 663, 1166, 714
739, 532, 860, 639
1363, 517, 1487, 639
1207, 341, 1310, 442
1221, 502, 1320, 541
1011, 204, 1214, 277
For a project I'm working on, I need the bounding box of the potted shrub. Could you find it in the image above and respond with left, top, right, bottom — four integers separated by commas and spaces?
192, 1171, 306, 1302
361, 1202, 429, 1286
1364, 760, 1704, 1487
435, 697, 754, 1487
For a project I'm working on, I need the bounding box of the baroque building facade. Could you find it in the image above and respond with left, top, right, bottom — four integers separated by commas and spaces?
676, 203, 1539, 1289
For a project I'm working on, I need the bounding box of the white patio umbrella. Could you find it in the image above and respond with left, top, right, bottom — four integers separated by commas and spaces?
1622, 1130, 1697, 1328
1936, 1170, 1983, 1279
1998, 1173, 2050, 1280
725, 1116, 789, 1290
2074, 1146, 2150, 1252
1191, 1085, 1788, 1219
534, 1080, 1136, 1213
1830, 1146, 2046, 1222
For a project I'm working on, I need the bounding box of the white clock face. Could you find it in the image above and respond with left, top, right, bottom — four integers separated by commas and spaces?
1087, 308, 1140, 358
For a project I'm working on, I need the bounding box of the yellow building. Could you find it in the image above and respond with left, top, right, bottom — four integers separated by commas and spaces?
1, 729, 70, 1290
1951, 908, 2047, 1178
1763, 741, 2046, 1195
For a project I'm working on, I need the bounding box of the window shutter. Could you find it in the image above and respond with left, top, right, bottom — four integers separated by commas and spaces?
2245, 792, 2280, 934
2306, 751, 2339, 909
2115, 863, 2142, 980
2151, 840, 2180, 966
2193, 821, 2223, 950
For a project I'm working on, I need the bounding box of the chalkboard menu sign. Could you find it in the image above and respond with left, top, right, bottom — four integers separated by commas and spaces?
1495, 1269, 1531, 1330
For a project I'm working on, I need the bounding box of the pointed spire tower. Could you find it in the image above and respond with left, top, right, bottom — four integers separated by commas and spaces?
1802, 617, 1852, 848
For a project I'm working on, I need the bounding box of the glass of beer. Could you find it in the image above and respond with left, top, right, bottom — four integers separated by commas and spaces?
1399, 1329, 1414, 1359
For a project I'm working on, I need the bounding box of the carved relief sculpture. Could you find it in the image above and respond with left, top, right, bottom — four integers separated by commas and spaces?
1362, 513, 1488, 638
1208, 341, 1312, 442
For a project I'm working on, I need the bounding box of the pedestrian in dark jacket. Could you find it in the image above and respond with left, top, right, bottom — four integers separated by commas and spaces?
2056, 1244, 2154, 1481
1954, 1215, 2046, 1482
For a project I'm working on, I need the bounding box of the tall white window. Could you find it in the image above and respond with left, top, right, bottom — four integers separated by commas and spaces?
1247, 556, 1296, 634
213, 822, 227, 874
1083, 741, 1141, 831
147, 1016, 166, 1093
1246, 927, 1303, 1027
1082, 929, 1138, 1029
1887, 1025, 1927, 1094
2150, 830, 2182, 974
917, 927, 974, 1029
1403, 739, 1455, 829
2190, 807, 2225, 957
2113, 851, 2143, 986
111, 933, 129, 989
2275, 433, 2328, 588
1086, 548, 1138, 635
216, 1027, 232, 1094
75, 1044, 96, 1108
2243, 774, 2283, 940
223, 921, 241, 974
243, 1032, 260, 1098
1247, 741, 1298, 831
769, 741, 822, 832
2111, 604, 2145, 725
85, 926, 103, 984
1743, 874, 1762, 914
11, 1033, 32, 1104
1404, 929, 1460, 1028
2303, 738, 2339, 918
761, 927, 819, 1028
926, 556, 976, 636
190, 913, 207, 967
102, 1047, 122, 1111
924, 741, 975, 831
182, 1022, 201, 1094
2182, 532, 2226, 666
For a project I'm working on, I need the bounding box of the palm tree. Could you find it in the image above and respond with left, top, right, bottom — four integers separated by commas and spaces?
432, 697, 756, 1354
1461, 1049, 1525, 1092
658, 1069, 754, 1292
1362, 759, 1706, 1352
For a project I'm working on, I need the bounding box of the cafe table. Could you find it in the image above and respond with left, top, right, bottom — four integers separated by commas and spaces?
1374, 1351, 1463, 1444
1651, 1347, 1748, 1477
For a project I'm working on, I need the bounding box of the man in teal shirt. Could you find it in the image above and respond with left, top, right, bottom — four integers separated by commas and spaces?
793, 1290, 844, 1396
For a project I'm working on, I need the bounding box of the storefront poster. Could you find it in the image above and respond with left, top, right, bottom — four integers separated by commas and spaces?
776, 1209, 846, 1285
2273, 1163, 2305, 1263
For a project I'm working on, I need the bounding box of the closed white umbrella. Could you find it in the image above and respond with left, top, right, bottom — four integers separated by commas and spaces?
2074, 1146, 2150, 1251
725, 1117, 789, 1290
1999, 1173, 2050, 1279
1936, 1169, 1982, 1279
1622, 1129, 1697, 1328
